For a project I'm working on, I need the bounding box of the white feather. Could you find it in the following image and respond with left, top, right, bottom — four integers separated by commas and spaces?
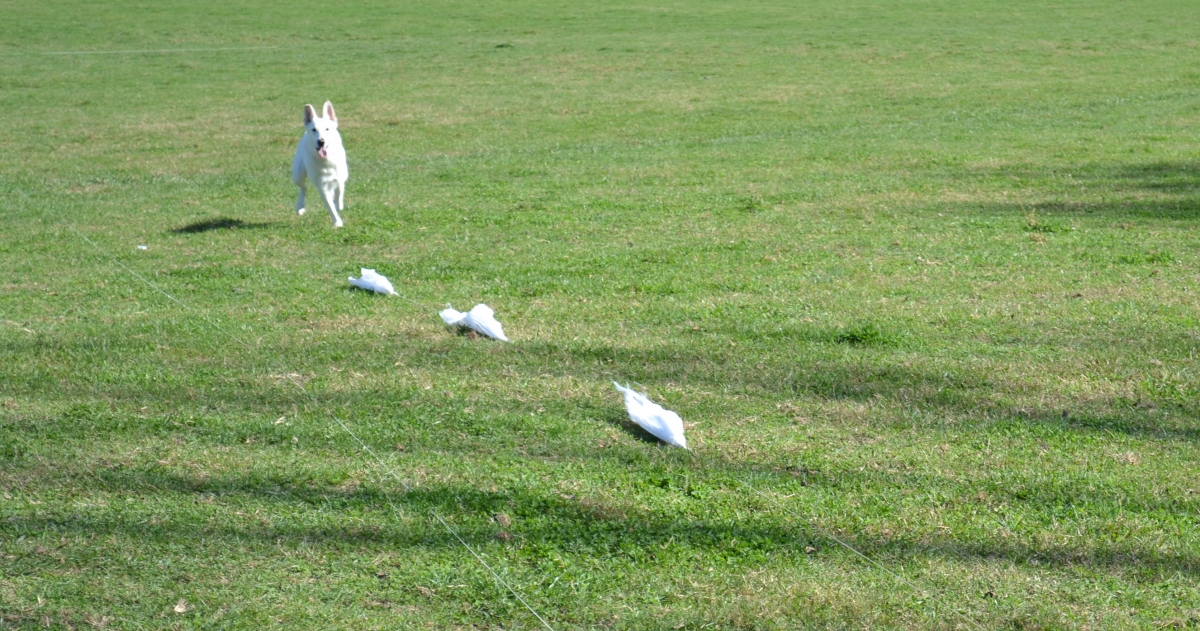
613, 382, 688, 449
440, 303, 509, 341
348, 268, 397, 295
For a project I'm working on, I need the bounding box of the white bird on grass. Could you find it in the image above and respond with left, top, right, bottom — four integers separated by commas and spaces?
440, 303, 509, 342
613, 382, 688, 449
348, 268, 397, 295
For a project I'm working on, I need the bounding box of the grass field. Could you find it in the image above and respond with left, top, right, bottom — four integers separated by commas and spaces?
2, 0, 1200, 628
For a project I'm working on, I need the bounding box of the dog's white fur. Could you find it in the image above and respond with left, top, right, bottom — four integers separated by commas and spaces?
292, 101, 348, 228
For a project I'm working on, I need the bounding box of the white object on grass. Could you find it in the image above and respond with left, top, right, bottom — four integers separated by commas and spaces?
348, 268, 397, 295
440, 303, 509, 341
137, 245, 148, 250
613, 382, 688, 449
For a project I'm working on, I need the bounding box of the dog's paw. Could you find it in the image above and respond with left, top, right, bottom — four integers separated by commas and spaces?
333, 220, 344, 228
296, 207, 306, 216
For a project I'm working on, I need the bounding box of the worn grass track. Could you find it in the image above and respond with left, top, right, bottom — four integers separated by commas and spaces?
2, 0, 1199, 628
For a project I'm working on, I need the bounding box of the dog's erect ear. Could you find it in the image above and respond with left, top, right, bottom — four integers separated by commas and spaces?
324, 101, 337, 123
303, 104, 317, 125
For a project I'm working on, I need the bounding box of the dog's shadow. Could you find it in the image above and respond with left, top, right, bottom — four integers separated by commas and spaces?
171, 217, 274, 234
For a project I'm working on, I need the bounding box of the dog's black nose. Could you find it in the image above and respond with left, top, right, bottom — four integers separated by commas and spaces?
316, 139, 325, 147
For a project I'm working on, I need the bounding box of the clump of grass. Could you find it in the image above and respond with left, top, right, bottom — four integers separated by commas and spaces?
1117, 250, 1173, 265
1140, 371, 1199, 409
737, 194, 764, 213
834, 322, 894, 346
1023, 212, 1072, 233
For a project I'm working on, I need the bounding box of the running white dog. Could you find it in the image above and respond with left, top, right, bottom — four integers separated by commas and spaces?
292, 101, 348, 228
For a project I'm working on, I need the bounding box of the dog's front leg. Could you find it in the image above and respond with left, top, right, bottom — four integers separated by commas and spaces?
292, 155, 308, 215
295, 183, 307, 215
319, 185, 343, 228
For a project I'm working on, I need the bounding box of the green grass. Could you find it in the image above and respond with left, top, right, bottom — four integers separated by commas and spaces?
2, 0, 1199, 628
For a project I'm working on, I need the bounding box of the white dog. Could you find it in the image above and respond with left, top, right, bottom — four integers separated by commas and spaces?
292, 101, 348, 228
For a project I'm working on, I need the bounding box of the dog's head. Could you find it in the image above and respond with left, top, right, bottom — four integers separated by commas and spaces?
302, 101, 341, 159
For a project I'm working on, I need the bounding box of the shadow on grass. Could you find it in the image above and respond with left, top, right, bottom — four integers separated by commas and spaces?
603, 408, 665, 445
0, 466, 820, 569
7, 318, 1200, 587
171, 217, 275, 234
967, 160, 1200, 219
6, 329, 1197, 446
3, 461, 1199, 582
504, 340, 1200, 443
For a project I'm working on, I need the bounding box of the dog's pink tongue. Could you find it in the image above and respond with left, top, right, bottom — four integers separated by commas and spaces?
318, 146, 328, 159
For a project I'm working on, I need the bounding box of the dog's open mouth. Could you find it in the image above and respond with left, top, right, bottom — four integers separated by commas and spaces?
317, 146, 328, 159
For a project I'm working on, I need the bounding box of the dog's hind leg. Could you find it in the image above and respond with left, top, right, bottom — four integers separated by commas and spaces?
292, 155, 307, 215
